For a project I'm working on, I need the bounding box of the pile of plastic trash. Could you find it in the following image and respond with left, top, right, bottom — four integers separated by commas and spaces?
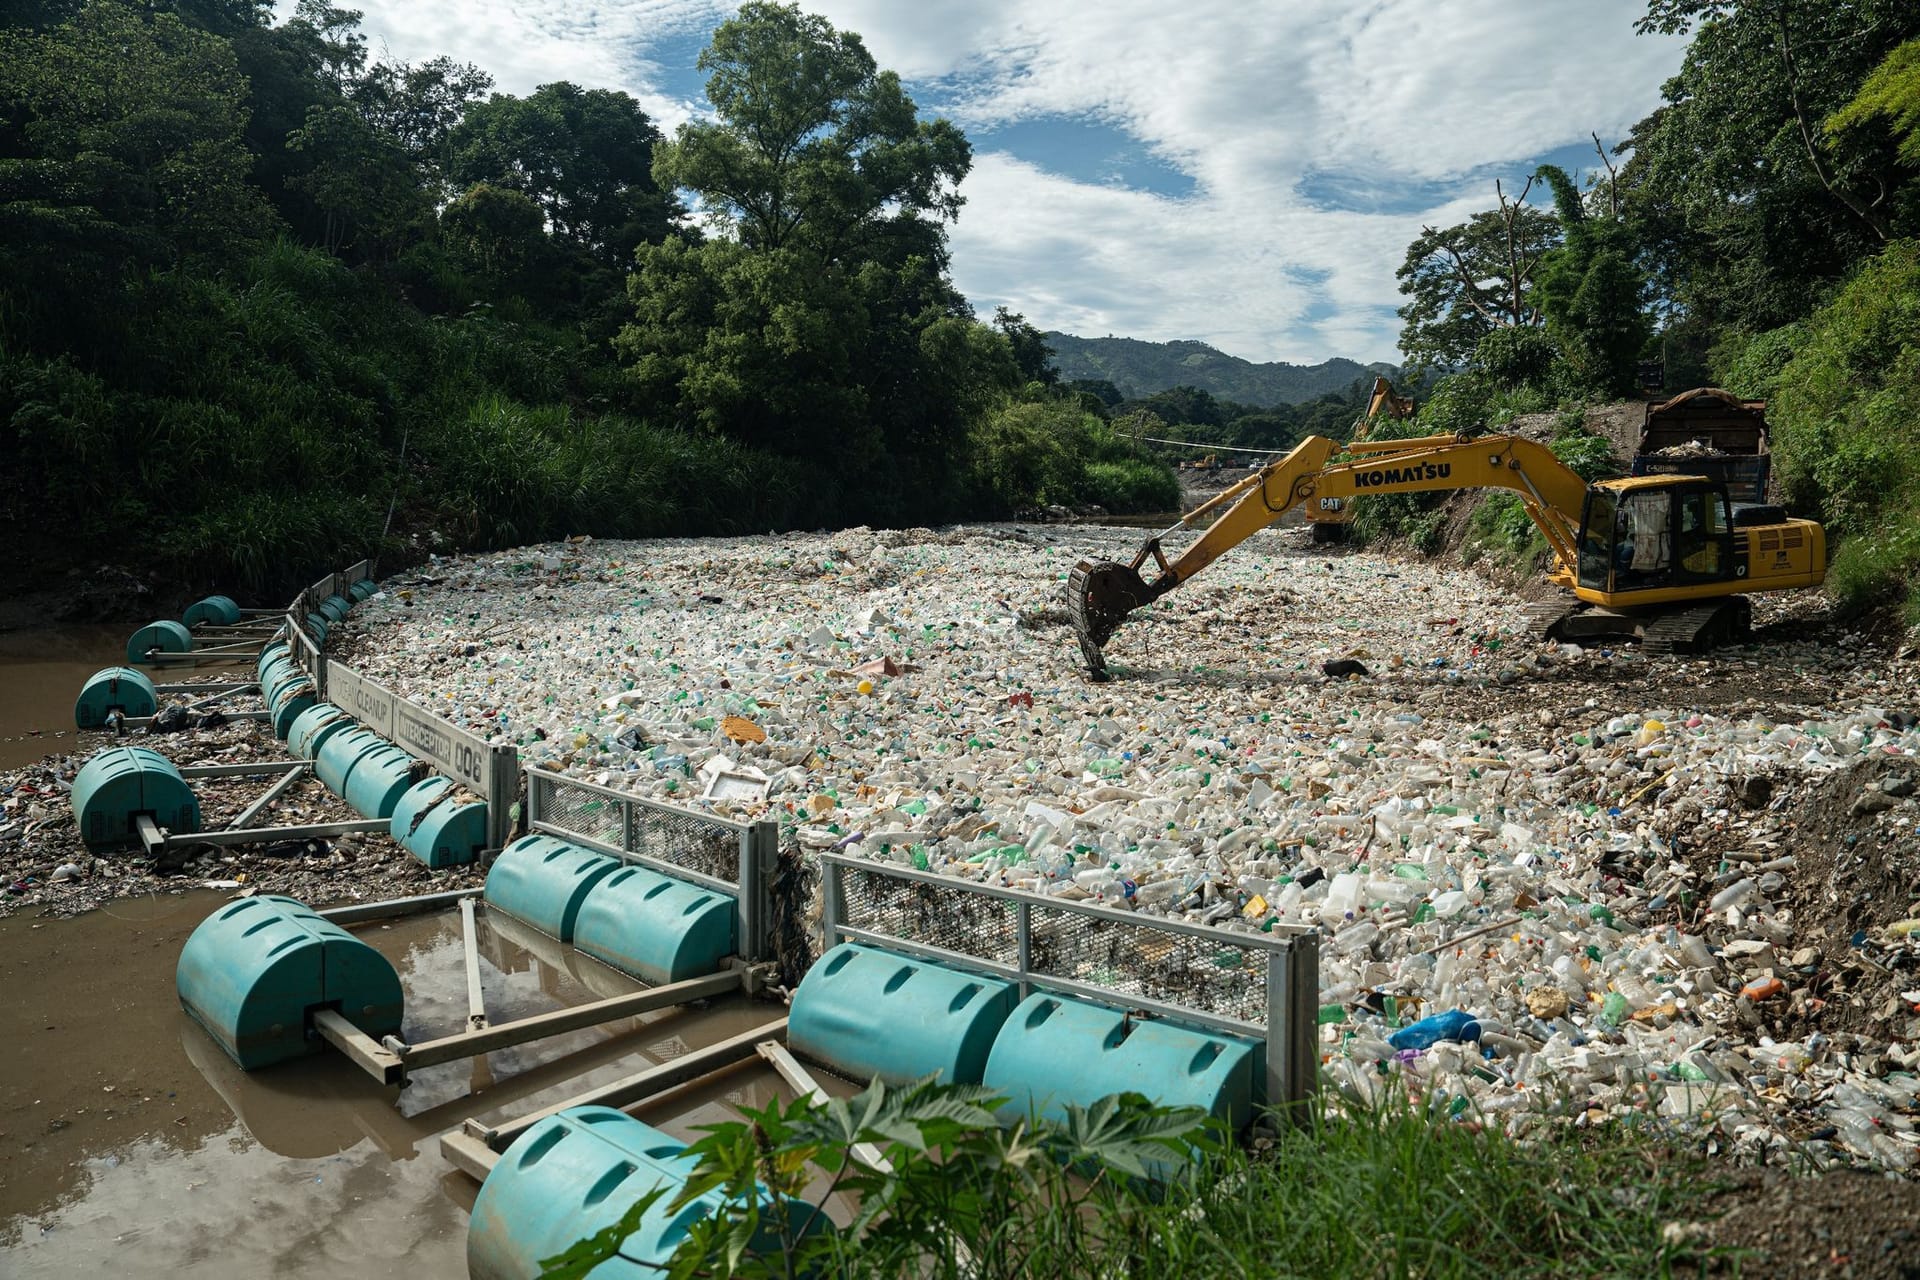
339, 524, 1920, 1171
1650, 438, 1727, 459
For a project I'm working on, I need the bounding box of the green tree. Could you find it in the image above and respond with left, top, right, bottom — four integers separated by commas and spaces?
450, 82, 674, 267
992, 307, 1058, 387
0, 0, 85, 27
1395, 176, 1559, 372
1624, 0, 1920, 334
0, 2, 273, 277
1225, 408, 1301, 450
287, 103, 429, 258
439, 182, 546, 285
622, 237, 875, 452
281, 0, 365, 92
620, 1, 991, 508
1828, 35, 1920, 168
1761, 239, 1920, 622
1068, 378, 1123, 407
1532, 162, 1651, 394
654, 1, 969, 256
352, 55, 492, 191
1136, 384, 1226, 428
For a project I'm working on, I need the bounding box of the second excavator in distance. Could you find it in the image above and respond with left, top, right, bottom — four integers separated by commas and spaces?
1067, 431, 1826, 679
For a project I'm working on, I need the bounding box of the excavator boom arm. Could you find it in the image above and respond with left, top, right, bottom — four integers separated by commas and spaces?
1310, 435, 1586, 568
1069, 432, 1593, 676
1163, 436, 1342, 585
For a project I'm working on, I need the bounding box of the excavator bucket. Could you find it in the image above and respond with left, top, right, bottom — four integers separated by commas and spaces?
1068, 559, 1151, 679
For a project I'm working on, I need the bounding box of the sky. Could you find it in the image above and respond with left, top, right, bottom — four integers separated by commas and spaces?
324, 1, 1690, 366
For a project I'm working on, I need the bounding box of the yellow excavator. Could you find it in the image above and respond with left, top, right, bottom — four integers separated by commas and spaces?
1067, 432, 1826, 678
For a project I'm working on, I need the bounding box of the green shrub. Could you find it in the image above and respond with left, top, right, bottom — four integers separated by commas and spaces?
1468, 491, 1536, 555
966, 396, 1180, 514
1549, 427, 1621, 483
1715, 323, 1807, 402
1083, 458, 1182, 512
1415, 373, 1493, 437
540, 1078, 1716, 1280
1827, 518, 1920, 622
1474, 325, 1561, 390
1752, 240, 1920, 627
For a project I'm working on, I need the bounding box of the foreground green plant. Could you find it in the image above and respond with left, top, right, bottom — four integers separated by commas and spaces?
540, 1078, 1721, 1280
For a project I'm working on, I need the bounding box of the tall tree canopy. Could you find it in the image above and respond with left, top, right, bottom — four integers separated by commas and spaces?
1395, 178, 1559, 372
0, 2, 271, 265
619, 1, 1004, 478
352, 55, 492, 191
1532, 162, 1651, 394
1623, 0, 1920, 333
450, 82, 675, 267
1828, 35, 1920, 169
654, 1, 969, 257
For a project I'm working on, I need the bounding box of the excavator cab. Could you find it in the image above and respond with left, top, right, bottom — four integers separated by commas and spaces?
1576, 479, 1741, 595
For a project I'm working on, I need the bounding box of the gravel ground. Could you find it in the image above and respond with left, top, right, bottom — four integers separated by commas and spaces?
8, 520, 1918, 1175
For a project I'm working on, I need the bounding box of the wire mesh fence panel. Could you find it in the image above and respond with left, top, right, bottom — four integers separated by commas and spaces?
629, 799, 741, 887
822, 853, 1295, 1032
531, 772, 742, 887
1026, 902, 1270, 1028
836, 861, 1021, 971
533, 773, 625, 848
815, 853, 1318, 1110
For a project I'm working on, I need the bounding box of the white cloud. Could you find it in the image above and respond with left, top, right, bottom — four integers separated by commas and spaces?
331, 0, 1688, 363
278, 0, 729, 129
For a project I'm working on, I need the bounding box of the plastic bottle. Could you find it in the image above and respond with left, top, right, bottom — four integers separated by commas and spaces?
1333, 922, 1379, 955
1323, 872, 1362, 917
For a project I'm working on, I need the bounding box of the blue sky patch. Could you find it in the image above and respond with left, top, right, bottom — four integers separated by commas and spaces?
632, 29, 713, 108
1299, 138, 1621, 216
966, 116, 1196, 198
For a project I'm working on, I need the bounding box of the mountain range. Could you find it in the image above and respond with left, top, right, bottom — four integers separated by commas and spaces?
1043, 333, 1398, 407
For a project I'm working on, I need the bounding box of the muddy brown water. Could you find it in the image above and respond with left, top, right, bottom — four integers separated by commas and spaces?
0, 625, 131, 770
0, 890, 800, 1277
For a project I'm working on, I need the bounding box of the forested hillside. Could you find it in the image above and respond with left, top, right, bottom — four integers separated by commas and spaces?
0, 0, 1177, 598
1042, 334, 1392, 406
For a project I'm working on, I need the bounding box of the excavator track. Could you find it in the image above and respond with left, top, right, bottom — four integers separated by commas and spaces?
1641, 597, 1751, 656
1520, 599, 1581, 643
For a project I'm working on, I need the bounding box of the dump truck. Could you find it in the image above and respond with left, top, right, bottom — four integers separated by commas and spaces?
1631, 387, 1771, 507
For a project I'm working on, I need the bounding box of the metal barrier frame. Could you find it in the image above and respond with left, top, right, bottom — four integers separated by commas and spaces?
285, 598, 326, 689
326, 660, 519, 851
283, 559, 375, 691
524, 764, 778, 967
276, 559, 517, 852
818, 851, 1320, 1117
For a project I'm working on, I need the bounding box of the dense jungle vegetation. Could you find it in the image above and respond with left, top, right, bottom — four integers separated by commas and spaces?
0, 0, 1181, 595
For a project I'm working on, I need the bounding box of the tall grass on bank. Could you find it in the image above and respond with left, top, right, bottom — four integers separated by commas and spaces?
539, 1079, 1724, 1280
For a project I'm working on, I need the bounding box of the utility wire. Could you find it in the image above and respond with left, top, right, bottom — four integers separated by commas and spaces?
1132, 435, 1288, 457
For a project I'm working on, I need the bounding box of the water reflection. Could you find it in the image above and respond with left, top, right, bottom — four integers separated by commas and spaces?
4, 895, 797, 1277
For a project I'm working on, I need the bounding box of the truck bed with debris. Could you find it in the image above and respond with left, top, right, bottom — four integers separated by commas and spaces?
1631, 387, 1772, 506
